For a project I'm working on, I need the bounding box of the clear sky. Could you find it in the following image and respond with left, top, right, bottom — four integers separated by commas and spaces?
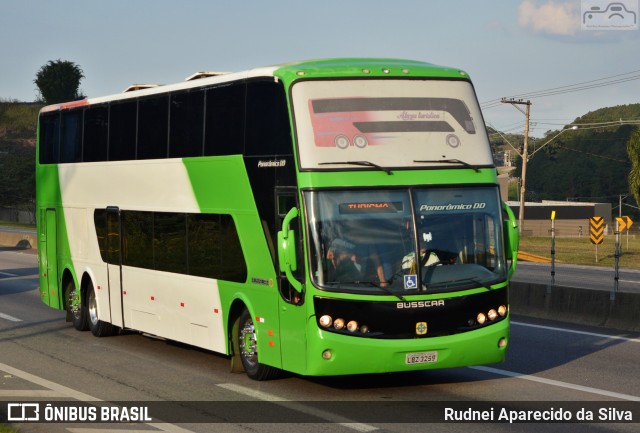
1, 0, 639, 137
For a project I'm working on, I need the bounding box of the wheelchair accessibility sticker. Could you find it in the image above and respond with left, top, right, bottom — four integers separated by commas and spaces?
404, 275, 418, 290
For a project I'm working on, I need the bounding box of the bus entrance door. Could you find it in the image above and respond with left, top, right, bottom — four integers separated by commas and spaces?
275, 190, 307, 373
106, 207, 125, 328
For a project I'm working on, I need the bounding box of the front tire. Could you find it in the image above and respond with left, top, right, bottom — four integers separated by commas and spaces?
236, 309, 280, 380
87, 282, 117, 337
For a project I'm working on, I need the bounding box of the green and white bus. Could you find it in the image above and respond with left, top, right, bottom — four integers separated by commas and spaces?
36, 58, 519, 380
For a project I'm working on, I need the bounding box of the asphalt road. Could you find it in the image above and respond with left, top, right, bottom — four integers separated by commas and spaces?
513, 262, 640, 293
1, 249, 639, 433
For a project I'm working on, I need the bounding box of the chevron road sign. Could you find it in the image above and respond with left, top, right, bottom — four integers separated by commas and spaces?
590, 216, 604, 245
616, 216, 634, 232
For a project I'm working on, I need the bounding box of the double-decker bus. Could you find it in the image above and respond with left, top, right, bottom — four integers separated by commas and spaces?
36, 58, 519, 380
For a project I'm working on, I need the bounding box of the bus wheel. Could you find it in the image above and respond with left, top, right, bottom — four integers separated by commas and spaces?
353, 134, 368, 148
65, 279, 88, 331
87, 282, 117, 337
237, 309, 280, 380
335, 135, 350, 149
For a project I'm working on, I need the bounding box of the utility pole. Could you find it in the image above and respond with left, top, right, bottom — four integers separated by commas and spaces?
501, 98, 531, 234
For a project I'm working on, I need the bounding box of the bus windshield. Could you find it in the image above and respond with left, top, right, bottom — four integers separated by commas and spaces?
305, 186, 506, 294
292, 79, 493, 170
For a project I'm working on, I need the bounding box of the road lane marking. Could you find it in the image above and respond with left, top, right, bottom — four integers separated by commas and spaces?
470, 366, 640, 401
0, 362, 195, 433
512, 321, 640, 343
0, 390, 62, 397
217, 382, 378, 432
0, 312, 22, 322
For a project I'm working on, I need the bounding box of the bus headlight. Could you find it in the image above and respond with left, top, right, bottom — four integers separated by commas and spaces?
333, 318, 345, 330
498, 305, 507, 317
319, 315, 332, 328
487, 309, 498, 321
477, 312, 487, 325
347, 320, 358, 332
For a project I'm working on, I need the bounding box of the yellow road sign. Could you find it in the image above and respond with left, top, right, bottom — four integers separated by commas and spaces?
590, 216, 604, 245
616, 216, 634, 231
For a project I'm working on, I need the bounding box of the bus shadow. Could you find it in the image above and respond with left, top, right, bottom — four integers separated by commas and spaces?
0, 269, 39, 295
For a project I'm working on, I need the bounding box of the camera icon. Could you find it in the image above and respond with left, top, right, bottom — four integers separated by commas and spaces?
582, 2, 638, 29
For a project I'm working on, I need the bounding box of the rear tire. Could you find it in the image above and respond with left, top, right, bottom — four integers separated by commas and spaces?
236, 309, 280, 380
87, 282, 117, 337
65, 279, 88, 331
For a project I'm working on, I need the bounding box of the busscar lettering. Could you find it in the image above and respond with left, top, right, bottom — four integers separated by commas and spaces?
397, 300, 445, 309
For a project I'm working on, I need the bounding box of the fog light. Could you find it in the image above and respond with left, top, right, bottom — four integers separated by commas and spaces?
498, 305, 507, 317
347, 320, 358, 332
319, 315, 332, 328
477, 312, 487, 325
498, 337, 507, 348
334, 318, 345, 330
487, 309, 498, 321
322, 349, 332, 360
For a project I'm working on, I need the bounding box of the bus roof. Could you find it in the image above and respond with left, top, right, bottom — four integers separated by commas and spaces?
40, 58, 470, 113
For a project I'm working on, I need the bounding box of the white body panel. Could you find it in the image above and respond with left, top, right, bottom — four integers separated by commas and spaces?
58, 160, 226, 353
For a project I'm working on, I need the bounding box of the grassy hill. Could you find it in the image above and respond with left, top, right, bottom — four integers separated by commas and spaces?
493, 103, 640, 216
0, 100, 41, 144
0, 101, 41, 209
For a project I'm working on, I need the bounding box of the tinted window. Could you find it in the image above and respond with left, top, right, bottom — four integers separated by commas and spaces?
187, 214, 247, 281
39, 112, 60, 164
245, 80, 292, 156
60, 109, 83, 163
137, 96, 168, 159
122, 211, 154, 268
154, 212, 187, 274
95, 209, 247, 282
204, 83, 245, 156
170, 90, 204, 157
83, 105, 108, 162
109, 101, 137, 161
94, 209, 107, 262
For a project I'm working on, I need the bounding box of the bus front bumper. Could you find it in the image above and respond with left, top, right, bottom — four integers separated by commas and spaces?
303, 316, 509, 376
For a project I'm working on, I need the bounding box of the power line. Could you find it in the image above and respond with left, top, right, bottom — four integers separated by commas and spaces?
480, 68, 640, 109
552, 143, 629, 163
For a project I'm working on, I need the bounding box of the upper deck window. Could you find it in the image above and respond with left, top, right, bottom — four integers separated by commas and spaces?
291, 79, 493, 170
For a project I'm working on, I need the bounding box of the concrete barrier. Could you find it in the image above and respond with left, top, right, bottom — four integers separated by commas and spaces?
0, 230, 37, 250
510, 281, 640, 332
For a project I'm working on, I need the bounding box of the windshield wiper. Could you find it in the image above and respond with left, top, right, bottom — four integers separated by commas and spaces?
327, 280, 406, 301
319, 161, 393, 175
413, 158, 480, 172
430, 277, 493, 291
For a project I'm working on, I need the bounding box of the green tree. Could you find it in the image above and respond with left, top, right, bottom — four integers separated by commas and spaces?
34, 59, 85, 104
628, 128, 640, 208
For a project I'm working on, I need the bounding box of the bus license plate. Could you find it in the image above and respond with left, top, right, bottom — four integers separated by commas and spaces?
405, 351, 438, 365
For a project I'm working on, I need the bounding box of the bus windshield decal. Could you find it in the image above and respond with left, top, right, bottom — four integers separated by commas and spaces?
339, 201, 404, 214
420, 202, 487, 212
311, 97, 476, 134
292, 79, 493, 170
353, 120, 454, 134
